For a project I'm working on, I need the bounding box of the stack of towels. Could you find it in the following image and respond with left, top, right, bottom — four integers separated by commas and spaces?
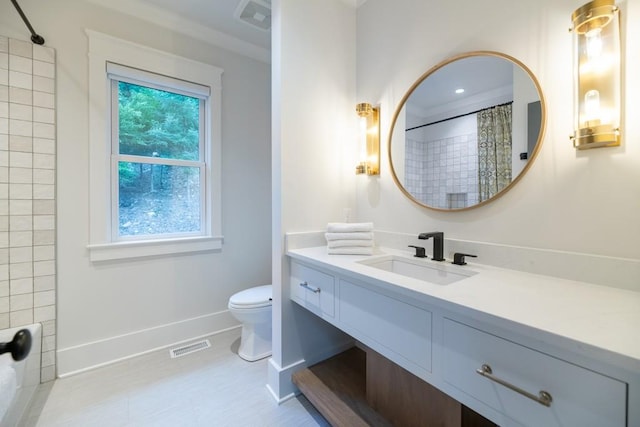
325, 222, 374, 255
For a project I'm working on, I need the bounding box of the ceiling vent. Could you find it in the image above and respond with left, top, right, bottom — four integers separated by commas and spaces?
234, 0, 272, 31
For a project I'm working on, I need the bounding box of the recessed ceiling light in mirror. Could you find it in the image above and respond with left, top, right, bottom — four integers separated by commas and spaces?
455, 88, 465, 94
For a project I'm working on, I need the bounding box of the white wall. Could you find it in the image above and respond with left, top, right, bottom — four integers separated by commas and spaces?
1, 0, 271, 374
356, 0, 640, 261
270, 0, 356, 400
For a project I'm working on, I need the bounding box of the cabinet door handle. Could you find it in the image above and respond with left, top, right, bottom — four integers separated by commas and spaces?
476, 364, 553, 407
299, 281, 321, 293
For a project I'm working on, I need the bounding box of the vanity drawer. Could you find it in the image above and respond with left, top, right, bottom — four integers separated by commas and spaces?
290, 261, 335, 318
339, 279, 432, 376
443, 318, 626, 427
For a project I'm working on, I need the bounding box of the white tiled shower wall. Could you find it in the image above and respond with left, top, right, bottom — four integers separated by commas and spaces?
0, 36, 56, 382
405, 132, 478, 209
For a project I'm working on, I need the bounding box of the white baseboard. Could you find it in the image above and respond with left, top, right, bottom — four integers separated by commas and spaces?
57, 310, 238, 377
266, 339, 355, 404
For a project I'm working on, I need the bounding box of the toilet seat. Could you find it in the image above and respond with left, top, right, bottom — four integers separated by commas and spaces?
229, 284, 272, 310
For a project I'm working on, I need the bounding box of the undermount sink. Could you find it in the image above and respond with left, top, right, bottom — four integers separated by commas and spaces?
357, 254, 477, 285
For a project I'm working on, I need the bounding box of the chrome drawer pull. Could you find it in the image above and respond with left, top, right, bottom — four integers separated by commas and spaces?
299, 282, 321, 293
476, 364, 553, 407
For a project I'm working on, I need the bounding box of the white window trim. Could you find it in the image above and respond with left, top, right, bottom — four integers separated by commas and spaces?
87, 30, 223, 262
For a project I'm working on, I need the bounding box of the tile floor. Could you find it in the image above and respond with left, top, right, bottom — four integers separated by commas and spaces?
22, 329, 329, 426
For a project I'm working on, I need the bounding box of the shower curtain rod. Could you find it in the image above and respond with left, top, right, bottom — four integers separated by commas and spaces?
406, 100, 513, 132
10, 0, 45, 45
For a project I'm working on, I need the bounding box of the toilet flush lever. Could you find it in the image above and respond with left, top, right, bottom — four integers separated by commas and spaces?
299, 282, 321, 293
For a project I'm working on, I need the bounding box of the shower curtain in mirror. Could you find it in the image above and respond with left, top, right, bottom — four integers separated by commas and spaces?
477, 103, 512, 202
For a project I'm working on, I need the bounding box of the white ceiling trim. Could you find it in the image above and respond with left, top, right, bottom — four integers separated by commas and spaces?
84, 0, 270, 63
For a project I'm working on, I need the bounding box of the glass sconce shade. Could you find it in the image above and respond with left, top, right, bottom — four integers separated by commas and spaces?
571, 0, 621, 149
355, 102, 380, 175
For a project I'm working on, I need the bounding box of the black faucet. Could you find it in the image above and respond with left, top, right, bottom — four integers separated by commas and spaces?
418, 232, 445, 261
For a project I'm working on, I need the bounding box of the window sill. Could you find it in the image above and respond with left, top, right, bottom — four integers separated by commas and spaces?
87, 236, 224, 262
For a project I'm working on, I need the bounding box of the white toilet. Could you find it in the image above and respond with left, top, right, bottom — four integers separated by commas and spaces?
228, 284, 273, 362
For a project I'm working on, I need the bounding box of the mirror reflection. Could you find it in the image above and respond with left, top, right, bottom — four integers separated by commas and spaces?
389, 52, 545, 211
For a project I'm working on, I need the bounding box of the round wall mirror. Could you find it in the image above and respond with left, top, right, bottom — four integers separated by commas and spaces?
388, 51, 546, 211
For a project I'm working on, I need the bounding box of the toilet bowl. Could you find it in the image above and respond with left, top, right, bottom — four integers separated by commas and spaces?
228, 284, 272, 362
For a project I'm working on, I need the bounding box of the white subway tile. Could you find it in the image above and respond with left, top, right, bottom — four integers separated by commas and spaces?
9, 71, 32, 90
0, 184, 7, 200
10, 215, 32, 231
9, 55, 32, 74
33, 184, 54, 199
9, 262, 32, 280
10, 293, 33, 311
0, 281, 7, 297
0, 249, 6, 265
9, 87, 31, 105
35, 290, 54, 307
0, 69, 7, 86
32, 91, 52, 108
34, 215, 54, 231
10, 151, 32, 168
33, 60, 54, 79
33, 107, 54, 124
10, 230, 32, 247
0, 85, 7, 102
33, 138, 54, 154
33, 245, 54, 261
9, 119, 31, 137
41, 366, 55, 382
42, 335, 55, 352
33, 169, 54, 184
33, 153, 55, 169
0, 216, 6, 232
34, 305, 55, 322
0, 296, 8, 313
0, 313, 8, 329
10, 309, 32, 327
11, 278, 33, 294
0, 53, 6, 70
9, 135, 32, 152
33, 123, 54, 139
32, 200, 53, 215
0, 38, 7, 53
0, 118, 7, 134
0, 102, 7, 118
33, 45, 54, 63
34, 275, 54, 292
42, 319, 55, 336
0, 167, 6, 183
33, 76, 54, 94
41, 350, 55, 367
10, 183, 32, 199
10, 167, 32, 183
0, 232, 7, 249
9, 39, 31, 58
10, 247, 32, 263
34, 260, 55, 276
33, 230, 54, 245
10, 200, 32, 215
9, 103, 32, 121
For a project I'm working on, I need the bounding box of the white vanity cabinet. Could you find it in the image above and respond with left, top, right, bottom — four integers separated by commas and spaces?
287, 254, 631, 427
443, 318, 626, 427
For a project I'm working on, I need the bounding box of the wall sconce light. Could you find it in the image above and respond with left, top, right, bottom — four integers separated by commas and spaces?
355, 102, 380, 175
570, 0, 621, 149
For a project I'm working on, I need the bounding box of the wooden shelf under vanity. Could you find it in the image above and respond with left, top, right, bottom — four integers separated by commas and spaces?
292, 346, 497, 427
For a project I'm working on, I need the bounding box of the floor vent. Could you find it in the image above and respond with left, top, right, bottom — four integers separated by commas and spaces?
169, 339, 211, 359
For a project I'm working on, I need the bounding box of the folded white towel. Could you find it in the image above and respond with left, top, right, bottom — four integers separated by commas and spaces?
0, 365, 17, 421
328, 246, 374, 255
325, 232, 373, 241
327, 239, 374, 249
327, 222, 373, 233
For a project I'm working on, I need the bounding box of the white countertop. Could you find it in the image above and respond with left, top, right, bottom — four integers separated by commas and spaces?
287, 246, 640, 373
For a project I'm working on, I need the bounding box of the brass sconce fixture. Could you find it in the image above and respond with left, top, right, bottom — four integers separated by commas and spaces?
355, 102, 380, 175
570, 0, 621, 149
